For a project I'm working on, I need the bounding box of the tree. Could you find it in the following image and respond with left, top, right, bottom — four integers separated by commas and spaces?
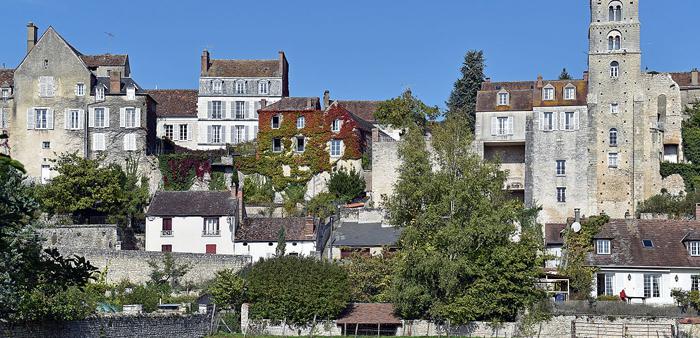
243, 175, 274, 205
246, 256, 349, 326
446, 50, 485, 129
306, 192, 338, 220
341, 253, 396, 303
559, 68, 572, 80
387, 118, 546, 324
375, 89, 439, 129
147, 252, 192, 290
282, 184, 306, 216
327, 168, 366, 203
560, 215, 609, 300
209, 269, 246, 310
276, 226, 286, 257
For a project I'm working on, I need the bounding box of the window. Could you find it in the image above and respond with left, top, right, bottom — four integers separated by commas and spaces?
96, 87, 105, 101
692, 275, 700, 291
208, 125, 223, 144
608, 152, 618, 168
235, 81, 245, 94
235, 101, 246, 119
596, 239, 611, 255
597, 273, 614, 296
564, 112, 575, 130
233, 125, 245, 144
126, 86, 136, 100
212, 81, 222, 94
42, 141, 50, 149
164, 124, 173, 139
296, 137, 305, 152
543, 112, 555, 131
297, 116, 305, 129
564, 86, 576, 100
34, 108, 49, 129
610, 61, 619, 78
609, 128, 618, 146
642, 239, 654, 248
332, 119, 342, 132
38, 76, 54, 97
123, 134, 137, 151
65, 109, 81, 130
124, 108, 138, 128
206, 244, 217, 254
1, 88, 9, 99
259, 81, 269, 95
203, 218, 220, 236
496, 116, 510, 135
556, 160, 566, 176
689, 241, 700, 256
162, 218, 173, 236
608, 31, 622, 51
609, 3, 622, 21
40, 164, 51, 184
76, 83, 85, 96
272, 138, 282, 152
543, 86, 555, 100
556, 187, 566, 203
610, 103, 619, 114
43, 59, 49, 69
179, 124, 188, 141
330, 139, 342, 157
644, 274, 661, 298
94, 108, 106, 128
271, 115, 281, 129
210, 101, 223, 119
161, 244, 172, 252
92, 133, 106, 151
0, 108, 6, 129
498, 92, 509, 106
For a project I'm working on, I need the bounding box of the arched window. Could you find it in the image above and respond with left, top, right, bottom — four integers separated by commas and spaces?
610, 61, 619, 78
608, 31, 622, 51
609, 1, 623, 21
609, 128, 618, 147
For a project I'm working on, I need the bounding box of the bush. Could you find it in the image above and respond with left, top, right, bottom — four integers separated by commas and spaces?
282, 184, 306, 216
209, 269, 245, 311
209, 171, 227, 191
637, 191, 700, 219
243, 176, 274, 205
597, 295, 621, 301
306, 192, 338, 220
328, 168, 366, 203
246, 256, 349, 326
341, 253, 396, 303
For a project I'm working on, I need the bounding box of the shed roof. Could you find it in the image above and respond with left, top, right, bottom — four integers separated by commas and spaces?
336, 303, 401, 325
146, 191, 236, 217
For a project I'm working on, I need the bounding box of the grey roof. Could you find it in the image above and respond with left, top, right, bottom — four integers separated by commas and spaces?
259, 97, 321, 112
96, 77, 144, 95
332, 222, 403, 247
146, 191, 236, 217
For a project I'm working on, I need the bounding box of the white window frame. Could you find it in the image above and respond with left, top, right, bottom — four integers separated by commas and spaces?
235, 81, 245, 94
235, 101, 246, 119
234, 125, 245, 144
603, 273, 614, 296
1, 88, 9, 99
66, 109, 81, 130
211, 101, 223, 119
496, 116, 512, 135
332, 119, 342, 132
272, 138, 282, 153
564, 112, 575, 131
610, 103, 619, 114
610, 62, 620, 78
564, 86, 576, 100
610, 128, 618, 146
211, 125, 223, 144
608, 152, 619, 168
126, 86, 136, 100
543, 86, 555, 101
258, 81, 269, 95
125, 108, 138, 128
96, 86, 105, 101
297, 116, 305, 129
692, 275, 700, 291
94, 108, 107, 128
330, 139, 342, 157
203, 217, 220, 236
212, 81, 222, 94
34, 108, 49, 129
689, 241, 700, 257
596, 239, 611, 255
271, 115, 281, 129
497, 92, 509, 106
556, 160, 566, 176
543, 112, 555, 131
556, 187, 566, 203
644, 274, 661, 298
164, 124, 174, 139
179, 124, 189, 141
296, 137, 305, 153
76, 83, 85, 96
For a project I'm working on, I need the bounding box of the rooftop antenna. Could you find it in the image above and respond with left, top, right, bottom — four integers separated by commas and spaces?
104, 32, 115, 53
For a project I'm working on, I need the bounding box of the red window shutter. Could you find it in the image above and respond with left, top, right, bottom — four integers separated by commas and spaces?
161, 245, 172, 252
206, 244, 217, 254
162, 218, 172, 231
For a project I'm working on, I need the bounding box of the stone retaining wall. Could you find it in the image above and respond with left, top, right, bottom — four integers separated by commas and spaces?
38, 224, 120, 251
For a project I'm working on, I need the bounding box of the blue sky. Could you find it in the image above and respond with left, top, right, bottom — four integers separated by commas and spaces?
1, 0, 698, 109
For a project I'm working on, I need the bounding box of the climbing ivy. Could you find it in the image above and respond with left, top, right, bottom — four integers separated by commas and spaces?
559, 215, 609, 300
158, 153, 211, 191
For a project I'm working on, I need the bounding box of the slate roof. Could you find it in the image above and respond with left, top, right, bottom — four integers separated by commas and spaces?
146, 191, 236, 217
203, 59, 280, 78
336, 303, 401, 325
336, 100, 381, 122
0, 69, 13, 87
587, 219, 700, 268
332, 222, 403, 247
532, 80, 588, 107
80, 54, 128, 68
545, 223, 566, 246
476, 79, 587, 112
147, 89, 198, 118
477, 88, 533, 112
96, 77, 143, 95
235, 217, 315, 242
259, 97, 321, 112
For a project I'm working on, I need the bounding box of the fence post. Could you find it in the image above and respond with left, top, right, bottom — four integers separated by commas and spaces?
570, 320, 576, 338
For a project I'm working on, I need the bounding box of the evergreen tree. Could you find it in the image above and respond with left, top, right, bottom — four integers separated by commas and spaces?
559, 68, 572, 80
276, 226, 286, 257
446, 50, 485, 129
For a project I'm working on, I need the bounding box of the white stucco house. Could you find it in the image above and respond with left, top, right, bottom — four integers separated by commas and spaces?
149, 89, 199, 150
588, 217, 700, 305
145, 191, 238, 254
233, 217, 317, 262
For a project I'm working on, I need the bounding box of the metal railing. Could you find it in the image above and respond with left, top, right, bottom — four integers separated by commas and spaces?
161, 230, 173, 237
202, 229, 221, 237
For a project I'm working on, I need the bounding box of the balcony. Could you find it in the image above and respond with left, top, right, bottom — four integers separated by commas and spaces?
202, 230, 221, 237
161, 230, 173, 237
501, 163, 525, 191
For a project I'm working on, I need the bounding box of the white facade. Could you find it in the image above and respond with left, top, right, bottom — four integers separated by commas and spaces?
233, 240, 315, 262
145, 215, 236, 255
592, 268, 700, 305
156, 117, 198, 149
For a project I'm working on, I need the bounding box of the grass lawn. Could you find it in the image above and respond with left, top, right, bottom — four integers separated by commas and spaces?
208, 335, 477, 338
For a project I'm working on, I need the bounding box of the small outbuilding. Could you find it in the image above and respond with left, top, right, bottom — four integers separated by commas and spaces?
336, 303, 402, 336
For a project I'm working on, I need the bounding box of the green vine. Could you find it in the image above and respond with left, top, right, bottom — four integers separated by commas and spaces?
158, 153, 211, 191
559, 214, 609, 300
208, 171, 227, 191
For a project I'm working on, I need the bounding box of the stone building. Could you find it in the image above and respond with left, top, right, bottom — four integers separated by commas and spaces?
474, 0, 689, 224
8, 23, 154, 181
0, 68, 13, 155
196, 50, 289, 150
148, 89, 199, 150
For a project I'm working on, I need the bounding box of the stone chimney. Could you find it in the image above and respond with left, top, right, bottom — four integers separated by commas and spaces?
323, 90, 330, 109
261, 99, 267, 108
692, 69, 699, 86
109, 71, 121, 94
583, 71, 589, 82
536, 75, 544, 89
306, 98, 312, 109
304, 216, 315, 238
27, 22, 38, 54
695, 203, 700, 220
201, 49, 210, 74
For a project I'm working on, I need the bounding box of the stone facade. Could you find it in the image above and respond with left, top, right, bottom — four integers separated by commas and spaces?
38, 224, 120, 251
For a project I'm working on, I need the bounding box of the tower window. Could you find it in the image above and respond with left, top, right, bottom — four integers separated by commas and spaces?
609, 128, 618, 146
608, 31, 622, 51
610, 61, 620, 78
609, 2, 623, 22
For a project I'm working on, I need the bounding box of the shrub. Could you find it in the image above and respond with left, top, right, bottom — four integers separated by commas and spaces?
209, 269, 246, 311
243, 176, 274, 205
306, 192, 338, 220
209, 171, 228, 191
597, 295, 621, 302
282, 184, 306, 216
328, 168, 366, 203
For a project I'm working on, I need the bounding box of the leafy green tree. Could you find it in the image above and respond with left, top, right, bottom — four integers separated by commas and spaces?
560, 215, 609, 300
246, 256, 349, 326
559, 68, 572, 80
209, 269, 246, 310
341, 253, 396, 303
446, 50, 485, 129
276, 226, 287, 257
328, 168, 366, 203
147, 252, 192, 290
387, 118, 546, 324
243, 175, 275, 205
375, 89, 439, 129
282, 184, 306, 216
306, 192, 338, 220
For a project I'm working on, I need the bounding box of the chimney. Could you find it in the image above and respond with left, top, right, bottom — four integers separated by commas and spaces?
261, 99, 267, 108
692, 69, 699, 86
306, 98, 312, 109
109, 71, 121, 94
372, 128, 379, 142
323, 90, 330, 109
201, 49, 210, 74
696, 203, 700, 220
304, 216, 315, 237
583, 71, 589, 82
574, 208, 581, 224
278, 51, 286, 71
26, 22, 38, 54
536, 75, 544, 89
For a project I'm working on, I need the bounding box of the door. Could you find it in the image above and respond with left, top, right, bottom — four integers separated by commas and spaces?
40, 164, 50, 184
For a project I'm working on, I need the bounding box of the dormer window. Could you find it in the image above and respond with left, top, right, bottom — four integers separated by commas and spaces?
236, 81, 245, 95
542, 85, 555, 101
497, 91, 509, 106
96, 87, 105, 101
212, 81, 222, 94
126, 86, 136, 100
564, 85, 576, 100
642, 239, 654, 248
596, 239, 611, 255
689, 241, 700, 256
259, 81, 269, 95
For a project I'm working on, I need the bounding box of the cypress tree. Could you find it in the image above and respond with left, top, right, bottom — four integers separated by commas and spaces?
446, 50, 485, 130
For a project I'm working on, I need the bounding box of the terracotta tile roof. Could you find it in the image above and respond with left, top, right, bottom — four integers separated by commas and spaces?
147, 89, 198, 118
336, 303, 401, 324
203, 59, 280, 78
670, 72, 700, 88
476, 78, 588, 112
0, 69, 14, 87
146, 191, 236, 217
235, 217, 315, 242
587, 219, 700, 268
336, 100, 381, 122
259, 97, 321, 112
80, 54, 128, 68
545, 223, 566, 246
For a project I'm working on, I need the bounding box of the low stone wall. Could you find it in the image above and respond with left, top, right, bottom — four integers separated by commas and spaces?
0, 313, 212, 338
38, 224, 120, 251
58, 248, 251, 284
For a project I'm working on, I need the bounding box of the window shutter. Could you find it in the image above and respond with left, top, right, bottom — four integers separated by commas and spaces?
104, 108, 110, 128
27, 108, 34, 129
490, 116, 497, 136
207, 101, 213, 119
79, 109, 85, 129
254, 101, 261, 118
198, 124, 206, 144
222, 101, 227, 119
131, 134, 137, 151
123, 134, 129, 151
88, 108, 95, 128
552, 112, 558, 131
539, 112, 544, 131
207, 126, 213, 143
244, 126, 250, 141
221, 126, 226, 143
47, 109, 54, 130
92, 134, 98, 151
574, 111, 580, 130
507, 117, 514, 135
559, 112, 566, 130
231, 126, 237, 144
64, 109, 70, 129
187, 125, 192, 141
245, 102, 251, 119
47, 77, 55, 97
119, 108, 126, 127
135, 108, 142, 128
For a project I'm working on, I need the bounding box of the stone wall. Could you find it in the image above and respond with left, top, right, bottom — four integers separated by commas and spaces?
38, 224, 120, 251
370, 140, 400, 206
1, 313, 212, 338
